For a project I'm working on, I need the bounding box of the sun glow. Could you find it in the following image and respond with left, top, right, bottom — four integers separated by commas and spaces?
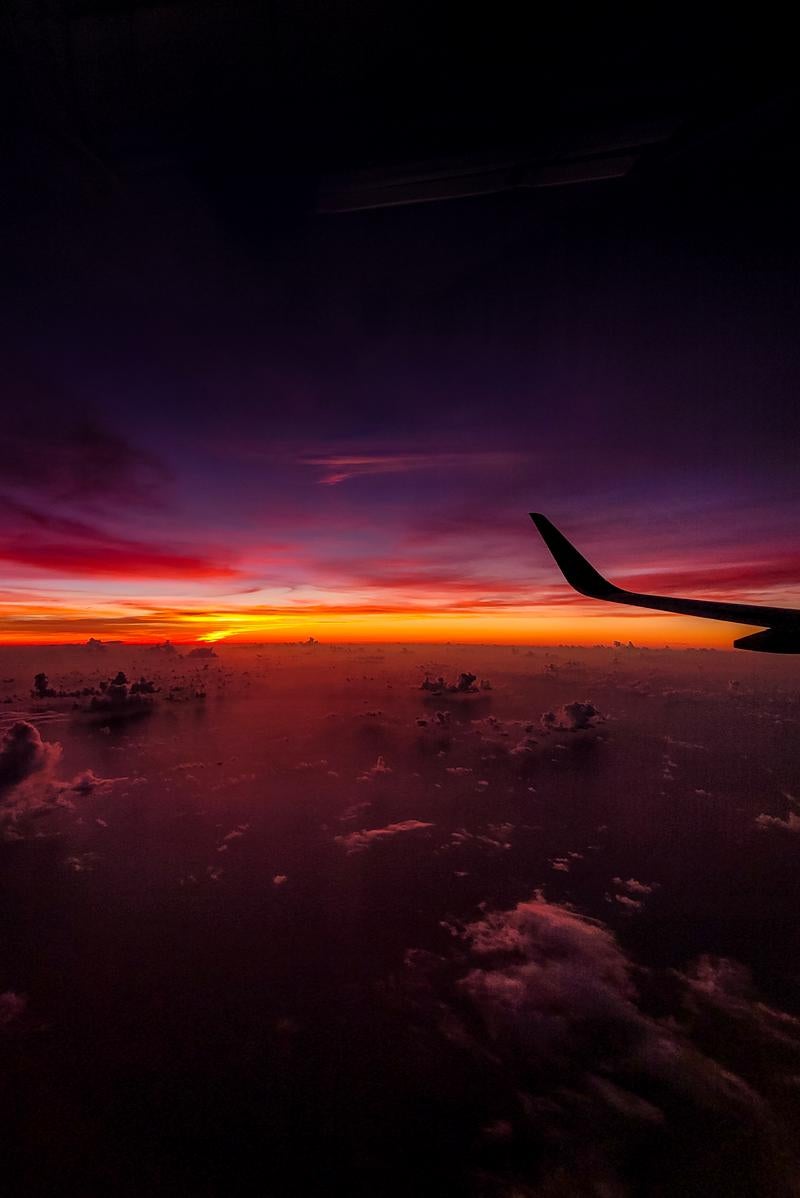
0, 590, 755, 649
1, 608, 742, 647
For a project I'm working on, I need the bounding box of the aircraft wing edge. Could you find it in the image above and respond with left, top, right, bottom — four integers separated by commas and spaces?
529, 512, 800, 629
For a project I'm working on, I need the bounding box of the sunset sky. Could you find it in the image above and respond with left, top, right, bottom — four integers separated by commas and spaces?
3, 161, 799, 647
9, 17, 800, 1198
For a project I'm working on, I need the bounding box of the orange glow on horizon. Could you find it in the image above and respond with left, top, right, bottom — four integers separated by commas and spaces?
0, 601, 752, 649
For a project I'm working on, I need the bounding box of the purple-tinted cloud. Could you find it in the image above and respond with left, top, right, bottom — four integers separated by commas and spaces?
0, 720, 61, 794
301, 449, 524, 486
335, 819, 434, 854
2, 417, 166, 507
540, 701, 604, 732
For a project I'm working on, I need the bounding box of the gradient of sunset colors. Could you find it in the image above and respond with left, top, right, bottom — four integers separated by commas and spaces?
3, 429, 799, 647
3, 163, 799, 648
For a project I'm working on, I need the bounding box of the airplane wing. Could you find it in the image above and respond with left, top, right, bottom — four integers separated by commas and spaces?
530, 513, 800, 630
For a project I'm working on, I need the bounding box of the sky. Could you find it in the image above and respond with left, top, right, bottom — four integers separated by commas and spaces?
2, 157, 799, 648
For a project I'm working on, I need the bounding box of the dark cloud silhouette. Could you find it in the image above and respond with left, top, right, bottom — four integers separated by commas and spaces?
0, 720, 61, 794
66, 769, 127, 794
86, 672, 157, 719
1, 416, 166, 507
0, 721, 71, 840
145, 641, 181, 656
540, 700, 604, 732
401, 895, 800, 1193
421, 672, 479, 694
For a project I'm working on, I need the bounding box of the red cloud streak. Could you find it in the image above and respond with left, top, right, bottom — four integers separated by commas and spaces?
0, 497, 242, 579
0, 540, 239, 579
617, 557, 800, 595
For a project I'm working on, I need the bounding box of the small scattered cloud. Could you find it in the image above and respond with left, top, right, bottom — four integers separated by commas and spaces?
756, 810, 800, 834
0, 991, 27, 1028
217, 824, 250, 851
64, 852, 100, 873
335, 819, 434, 854
62, 769, 123, 797
540, 701, 604, 732
612, 877, 657, 896
449, 825, 512, 853
357, 755, 392, 782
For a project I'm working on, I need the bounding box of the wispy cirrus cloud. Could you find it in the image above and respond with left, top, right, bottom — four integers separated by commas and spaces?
300, 449, 525, 486
617, 557, 800, 598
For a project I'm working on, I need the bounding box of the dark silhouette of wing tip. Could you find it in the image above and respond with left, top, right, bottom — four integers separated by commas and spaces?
527, 510, 800, 649
529, 512, 615, 598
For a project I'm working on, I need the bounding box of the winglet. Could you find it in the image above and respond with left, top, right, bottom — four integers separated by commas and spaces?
529, 513, 618, 599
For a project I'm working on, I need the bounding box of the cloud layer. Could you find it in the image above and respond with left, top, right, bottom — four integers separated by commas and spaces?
404, 894, 800, 1193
